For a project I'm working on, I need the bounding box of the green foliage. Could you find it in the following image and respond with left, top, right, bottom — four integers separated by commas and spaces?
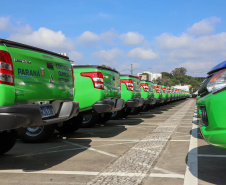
101, 64, 117, 71
159, 67, 205, 92
171, 67, 187, 76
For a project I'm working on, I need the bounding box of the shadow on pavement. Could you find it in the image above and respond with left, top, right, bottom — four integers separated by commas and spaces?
186, 145, 226, 185
0, 138, 92, 171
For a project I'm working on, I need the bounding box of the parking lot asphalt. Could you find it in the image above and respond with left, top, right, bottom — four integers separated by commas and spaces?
1, 98, 225, 185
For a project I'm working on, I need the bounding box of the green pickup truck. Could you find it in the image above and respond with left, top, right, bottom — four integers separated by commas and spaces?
140, 80, 154, 111
167, 87, 172, 102
112, 75, 144, 118
153, 84, 162, 106
161, 85, 168, 104
197, 61, 226, 149
0, 38, 79, 153
72, 65, 124, 127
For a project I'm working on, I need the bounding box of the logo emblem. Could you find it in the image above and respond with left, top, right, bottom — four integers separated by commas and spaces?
40, 67, 44, 76
49, 74, 54, 83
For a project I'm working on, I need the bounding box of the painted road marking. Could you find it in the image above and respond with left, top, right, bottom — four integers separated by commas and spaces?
87, 100, 194, 185
183, 107, 198, 185
198, 154, 226, 158
0, 169, 99, 175
170, 140, 190, 142
150, 173, 185, 179
0, 170, 184, 179
62, 140, 117, 158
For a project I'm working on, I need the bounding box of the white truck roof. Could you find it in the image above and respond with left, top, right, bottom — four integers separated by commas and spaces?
172, 86, 189, 91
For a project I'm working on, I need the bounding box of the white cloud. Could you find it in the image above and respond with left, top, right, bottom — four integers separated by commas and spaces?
120, 32, 144, 45
155, 33, 193, 50
100, 31, 117, 45
187, 17, 221, 36
92, 48, 124, 61
77, 31, 100, 46
0, 16, 32, 34
156, 32, 226, 61
180, 61, 215, 72
68, 51, 83, 62
9, 27, 74, 51
118, 62, 141, 74
128, 48, 158, 60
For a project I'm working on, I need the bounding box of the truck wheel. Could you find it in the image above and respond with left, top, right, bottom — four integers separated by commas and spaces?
0, 130, 17, 154
111, 111, 122, 120
140, 104, 150, 112
98, 113, 112, 124
111, 107, 131, 120
82, 111, 99, 128
56, 114, 83, 134
130, 107, 141, 115
18, 125, 55, 143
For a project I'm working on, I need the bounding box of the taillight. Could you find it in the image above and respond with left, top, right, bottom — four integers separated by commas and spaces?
140, 83, 149, 92
121, 79, 133, 91
0, 50, 14, 86
81, 72, 104, 90
154, 86, 160, 93
162, 87, 167, 93
71, 65, 75, 88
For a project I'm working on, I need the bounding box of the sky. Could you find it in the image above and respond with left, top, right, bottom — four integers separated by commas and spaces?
1, 0, 226, 77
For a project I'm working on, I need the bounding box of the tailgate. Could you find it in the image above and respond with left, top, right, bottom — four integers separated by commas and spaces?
100, 69, 121, 99
131, 77, 141, 98
7, 46, 73, 102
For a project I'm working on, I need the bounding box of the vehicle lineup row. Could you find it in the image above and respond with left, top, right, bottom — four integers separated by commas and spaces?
197, 60, 226, 149
0, 38, 189, 154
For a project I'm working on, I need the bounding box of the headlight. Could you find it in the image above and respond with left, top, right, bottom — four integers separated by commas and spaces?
207, 68, 226, 94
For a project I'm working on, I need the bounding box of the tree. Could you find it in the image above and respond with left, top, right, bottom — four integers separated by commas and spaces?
162, 72, 173, 78
101, 64, 117, 71
171, 67, 187, 77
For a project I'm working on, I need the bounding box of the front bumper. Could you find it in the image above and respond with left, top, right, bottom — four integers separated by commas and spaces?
92, 98, 125, 113
0, 101, 80, 132
200, 122, 226, 149
126, 98, 144, 108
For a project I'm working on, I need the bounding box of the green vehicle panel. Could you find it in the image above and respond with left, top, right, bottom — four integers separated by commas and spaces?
161, 85, 168, 103
167, 87, 172, 101
153, 84, 162, 103
120, 75, 144, 108
140, 80, 154, 105
0, 38, 79, 153
197, 61, 226, 149
0, 38, 79, 132
73, 65, 124, 113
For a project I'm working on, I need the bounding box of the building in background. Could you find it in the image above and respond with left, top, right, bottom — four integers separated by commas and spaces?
135, 71, 162, 81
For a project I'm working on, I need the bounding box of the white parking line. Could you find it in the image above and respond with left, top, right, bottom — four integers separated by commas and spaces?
183, 108, 198, 185
198, 154, 226, 158
150, 173, 185, 179
0, 169, 99, 175
62, 140, 118, 158
170, 140, 190, 142
0, 169, 185, 179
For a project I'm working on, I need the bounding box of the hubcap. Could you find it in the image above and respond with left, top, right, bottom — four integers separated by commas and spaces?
26, 126, 44, 137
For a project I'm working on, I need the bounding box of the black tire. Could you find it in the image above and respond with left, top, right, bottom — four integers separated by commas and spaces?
82, 110, 99, 128
111, 107, 131, 119
98, 112, 112, 124
56, 114, 83, 134
0, 130, 17, 154
18, 125, 55, 143
130, 107, 141, 115
140, 104, 150, 112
